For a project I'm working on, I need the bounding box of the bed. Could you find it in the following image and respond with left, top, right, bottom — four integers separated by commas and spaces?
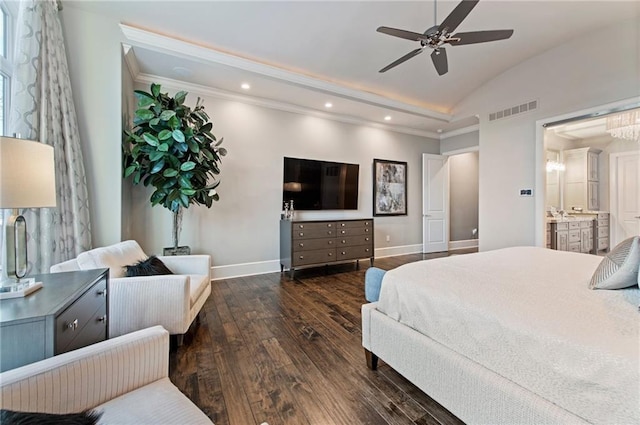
361, 246, 639, 424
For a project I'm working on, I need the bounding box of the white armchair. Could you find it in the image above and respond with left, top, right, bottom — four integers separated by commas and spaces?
50, 240, 211, 342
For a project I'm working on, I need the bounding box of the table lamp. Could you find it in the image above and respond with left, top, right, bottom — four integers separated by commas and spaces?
0, 136, 56, 295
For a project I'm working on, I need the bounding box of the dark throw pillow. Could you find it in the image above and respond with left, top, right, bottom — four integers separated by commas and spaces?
125, 255, 174, 277
0, 409, 102, 425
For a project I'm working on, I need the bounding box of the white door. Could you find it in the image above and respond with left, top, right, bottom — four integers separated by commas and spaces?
422, 154, 449, 253
611, 151, 640, 246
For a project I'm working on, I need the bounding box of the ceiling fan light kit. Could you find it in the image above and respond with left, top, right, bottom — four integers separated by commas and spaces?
377, 0, 514, 76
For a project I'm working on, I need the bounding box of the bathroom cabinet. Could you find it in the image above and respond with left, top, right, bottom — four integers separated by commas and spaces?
563, 147, 601, 211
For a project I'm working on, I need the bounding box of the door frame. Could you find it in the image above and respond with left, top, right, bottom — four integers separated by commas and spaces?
609, 151, 640, 247
422, 153, 449, 253
534, 97, 640, 247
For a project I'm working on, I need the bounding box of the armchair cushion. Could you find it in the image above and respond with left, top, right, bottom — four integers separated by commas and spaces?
77, 240, 146, 278
0, 409, 102, 425
188, 274, 211, 307
125, 255, 174, 277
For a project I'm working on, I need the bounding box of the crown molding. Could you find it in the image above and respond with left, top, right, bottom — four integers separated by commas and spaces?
121, 44, 140, 81
119, 24, 451, 123
135, 73, 440, 140
440, 124, 480, 140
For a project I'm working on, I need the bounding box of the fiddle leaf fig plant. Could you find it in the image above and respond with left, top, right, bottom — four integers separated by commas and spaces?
122, 83, 227, 248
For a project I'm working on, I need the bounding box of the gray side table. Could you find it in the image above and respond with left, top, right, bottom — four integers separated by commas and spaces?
0, 269, 109, 372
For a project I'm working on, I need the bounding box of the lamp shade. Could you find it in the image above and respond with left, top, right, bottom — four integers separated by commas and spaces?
0, 137, 57, 208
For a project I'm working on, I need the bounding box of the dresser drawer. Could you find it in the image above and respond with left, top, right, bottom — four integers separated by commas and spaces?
292, 221, 335, 232
292, 248, 336, 266
569, 222, 580, 230
336, 220, 373, 229
555, 222, 569, 230
335, 227, 372, 237
55, 278, 107, 354
62, 305, 107, 353
597, 219, 608, 227
293, 238, 335, 251
579, 220, 591, 229
336, 235, 373, 247
597, 227, 609, 238
568, 230, 581, 243
568, 242, 581, 252
293, 228, 336, 240
336, 245, 373, 261
597, 213, 609, 219
598, 238, 609, 251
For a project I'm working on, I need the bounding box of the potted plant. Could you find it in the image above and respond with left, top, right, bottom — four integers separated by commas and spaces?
122, 83, 226, 254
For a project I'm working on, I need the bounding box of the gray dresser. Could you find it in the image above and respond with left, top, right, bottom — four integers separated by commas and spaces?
280, 219, 374, 278
0, 269, 108, 372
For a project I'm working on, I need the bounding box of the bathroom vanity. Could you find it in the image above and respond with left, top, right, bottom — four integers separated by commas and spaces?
546, 212, 609, 254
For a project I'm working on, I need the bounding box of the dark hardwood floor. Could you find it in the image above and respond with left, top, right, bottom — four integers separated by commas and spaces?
170, 250, 476, 425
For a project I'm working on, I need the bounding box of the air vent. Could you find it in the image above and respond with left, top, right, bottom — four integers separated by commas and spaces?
489, 100, 538, 121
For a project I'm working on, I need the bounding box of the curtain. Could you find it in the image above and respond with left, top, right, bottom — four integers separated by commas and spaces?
7, 0, 91, 274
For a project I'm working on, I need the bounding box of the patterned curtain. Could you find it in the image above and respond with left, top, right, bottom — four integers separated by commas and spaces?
7, 0, 91, 274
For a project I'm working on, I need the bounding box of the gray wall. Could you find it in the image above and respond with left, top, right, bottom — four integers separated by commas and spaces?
449, 152, 479, 241
440, 131, 479, 154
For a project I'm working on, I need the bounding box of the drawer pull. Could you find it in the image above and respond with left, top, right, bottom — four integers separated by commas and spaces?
341, 223, 346, 227
97, 315, 107, 323
327, 231, 333, 235
299, 243, 304, 248
299, 225, 304, 229
327, 224, 332, 227
341, 240, 346, 244
299, 255, 304, 259
365, 237, 370, 241
328, 240, 333, 245
67, 319, 79, 331
299, 232, 304, 237
365, 228, 370, 232
365, 248, 370, 252
341, 230, 346, 234
328, 252, 333, 256
341, 251, 346, 255
97, 289, 107, 297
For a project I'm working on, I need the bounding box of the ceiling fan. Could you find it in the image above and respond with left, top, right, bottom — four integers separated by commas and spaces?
377, 0, 513, 76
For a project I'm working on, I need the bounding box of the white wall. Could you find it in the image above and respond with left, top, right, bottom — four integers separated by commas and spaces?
440, 131, 479, 154
126, 83, 439, 276
453, 18, 640, 251
449, 152, 479, 241
60, 6, 124, 247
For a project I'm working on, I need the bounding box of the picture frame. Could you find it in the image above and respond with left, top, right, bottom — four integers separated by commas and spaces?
373, 158, 407, 216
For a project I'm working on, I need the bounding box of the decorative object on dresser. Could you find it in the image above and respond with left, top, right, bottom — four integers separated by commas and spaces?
0, 137, 57, 292
122, 83, 227, 256
49, 240, 211, 345
0, 269, 108, 372
280, 219, 374, 279
373, 159, 407, 216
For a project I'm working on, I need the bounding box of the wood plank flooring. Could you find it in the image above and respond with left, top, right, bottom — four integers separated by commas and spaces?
170, 251, 475, 425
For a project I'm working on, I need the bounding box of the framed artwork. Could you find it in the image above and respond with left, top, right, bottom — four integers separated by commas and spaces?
373, 159, 407, 216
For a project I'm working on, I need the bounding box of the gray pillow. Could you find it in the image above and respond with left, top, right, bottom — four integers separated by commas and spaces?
589, 236, 640, 290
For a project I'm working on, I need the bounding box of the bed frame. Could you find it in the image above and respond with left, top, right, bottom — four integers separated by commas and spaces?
361, 302, 589, 425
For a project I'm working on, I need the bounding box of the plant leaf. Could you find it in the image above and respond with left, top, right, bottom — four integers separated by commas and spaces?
135, 109, 155, 120
217, 147, 227, 156
163, 168, 178, 177
180, 188, 196, 196
160, 110, 176, 121
168, 115, 180, 130
150, 159, 165, 174
158, 143, 169, 152
143, 133, 159, 147
124, 165, 136, 178
172, 130, 185, 143
158, 129, 172, 140
151, 83, 161, 97
174, 91, 188, 105
180, 161, 196, 171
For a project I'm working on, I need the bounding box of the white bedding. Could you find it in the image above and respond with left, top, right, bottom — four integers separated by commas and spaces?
377, 247, 639, 424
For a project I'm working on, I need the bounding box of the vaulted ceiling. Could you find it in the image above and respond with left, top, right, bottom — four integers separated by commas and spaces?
67, 0, 640, 137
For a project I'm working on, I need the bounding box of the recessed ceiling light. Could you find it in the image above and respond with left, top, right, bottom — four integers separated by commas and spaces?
325, 102, 333, 108
241, 83, 250, 90
384, 116, 392, 121
437, 129, 443, 133
172, 66, 192, 77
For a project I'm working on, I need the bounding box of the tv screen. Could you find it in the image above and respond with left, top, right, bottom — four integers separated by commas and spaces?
283, 157, 359, 210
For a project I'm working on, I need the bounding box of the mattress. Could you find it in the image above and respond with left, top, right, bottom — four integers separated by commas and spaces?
376, 247, 639, 424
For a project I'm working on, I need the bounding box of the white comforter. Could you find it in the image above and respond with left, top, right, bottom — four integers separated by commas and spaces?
377, 247, 639, 424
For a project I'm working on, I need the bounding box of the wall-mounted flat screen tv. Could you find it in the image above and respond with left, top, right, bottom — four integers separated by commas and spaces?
283, 157, 359, 210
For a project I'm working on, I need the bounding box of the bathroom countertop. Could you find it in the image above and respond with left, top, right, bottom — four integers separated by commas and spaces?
546, 216, 595, 223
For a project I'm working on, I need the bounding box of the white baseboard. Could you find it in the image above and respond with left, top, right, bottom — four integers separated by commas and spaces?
211, 259, 281, 281
211, 244, 424, 279
374, 244, 423, 258
448, 239, 479, 250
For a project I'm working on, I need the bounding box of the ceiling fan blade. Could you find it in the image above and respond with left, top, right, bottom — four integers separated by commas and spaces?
431, 48, 448, 76
449, 29, 514, 45
379, 48, 424, 73
377, 26, 426, 42
438, 0, 479, 34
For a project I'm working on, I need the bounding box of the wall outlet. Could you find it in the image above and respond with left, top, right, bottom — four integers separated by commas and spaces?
385, 235, 390, 242
519, 188, 533, 197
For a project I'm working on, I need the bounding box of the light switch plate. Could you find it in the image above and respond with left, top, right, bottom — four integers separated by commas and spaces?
519, 189, 533, 197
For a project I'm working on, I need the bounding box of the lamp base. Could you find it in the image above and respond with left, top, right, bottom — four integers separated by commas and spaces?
0, 278, 43, 299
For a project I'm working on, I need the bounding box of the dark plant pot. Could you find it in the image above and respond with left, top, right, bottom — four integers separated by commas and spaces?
163, 246, 191, 256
